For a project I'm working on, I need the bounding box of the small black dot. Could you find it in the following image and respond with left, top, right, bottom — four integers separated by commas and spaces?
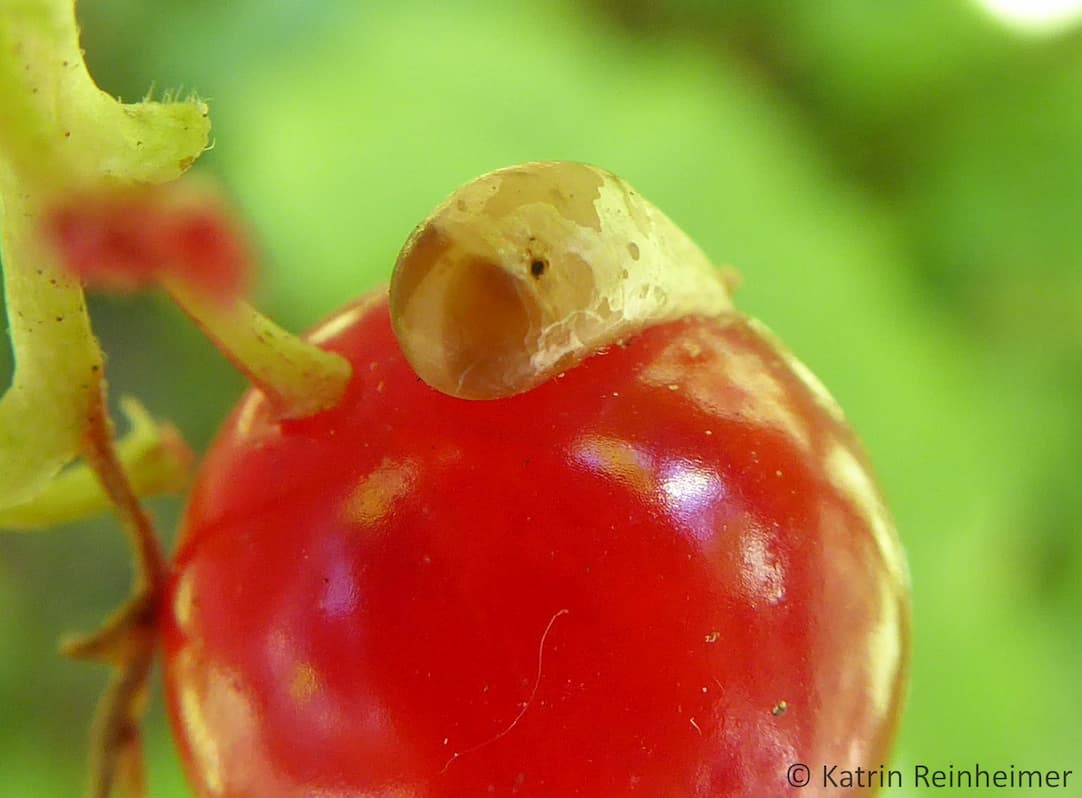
530, 259, 547, 277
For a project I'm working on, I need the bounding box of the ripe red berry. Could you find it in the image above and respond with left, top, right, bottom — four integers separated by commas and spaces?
162, 293, 908, 797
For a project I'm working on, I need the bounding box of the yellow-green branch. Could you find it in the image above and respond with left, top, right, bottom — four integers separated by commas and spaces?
0, 0, 208, 510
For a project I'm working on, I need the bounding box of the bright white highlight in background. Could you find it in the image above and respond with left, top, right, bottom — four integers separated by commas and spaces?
974, 0, 1082, 34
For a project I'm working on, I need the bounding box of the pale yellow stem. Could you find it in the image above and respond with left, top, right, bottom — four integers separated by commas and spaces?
165, 277, 352, 420
0, 397, 192, 530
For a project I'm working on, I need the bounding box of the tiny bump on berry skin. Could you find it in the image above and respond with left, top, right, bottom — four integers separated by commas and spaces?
163, 292, 908, 798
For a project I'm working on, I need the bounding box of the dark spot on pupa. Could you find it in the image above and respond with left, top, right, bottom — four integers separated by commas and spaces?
627, 242, 640, 261
530, 259, 547, 278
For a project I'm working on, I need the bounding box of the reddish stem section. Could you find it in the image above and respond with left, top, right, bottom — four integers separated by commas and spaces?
80, 379, 166, 594
67, 377, 165, 798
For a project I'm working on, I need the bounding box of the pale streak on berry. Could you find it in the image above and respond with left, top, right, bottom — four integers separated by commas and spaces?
343, 457, 418, 527
825, 442, 909, 590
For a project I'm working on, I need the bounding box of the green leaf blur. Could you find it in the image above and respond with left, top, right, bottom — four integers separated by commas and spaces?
1, 1, 1079, 795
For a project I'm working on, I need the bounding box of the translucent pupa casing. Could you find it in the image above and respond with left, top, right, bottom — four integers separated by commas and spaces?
390, 161, 734, 400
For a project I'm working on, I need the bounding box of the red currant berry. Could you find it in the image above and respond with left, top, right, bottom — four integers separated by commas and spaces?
163, 293, 908, 797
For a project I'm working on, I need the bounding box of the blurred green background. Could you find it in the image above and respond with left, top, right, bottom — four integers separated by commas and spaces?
2, 0, 1081, 795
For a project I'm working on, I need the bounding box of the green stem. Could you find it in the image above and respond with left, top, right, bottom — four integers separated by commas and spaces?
0, 0, 209, 510
165, 278, 352, 420
0, 189, 104, 506
0, 397, 192, 530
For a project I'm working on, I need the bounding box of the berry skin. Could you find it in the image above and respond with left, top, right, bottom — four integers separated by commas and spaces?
163, 293, 908, 797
